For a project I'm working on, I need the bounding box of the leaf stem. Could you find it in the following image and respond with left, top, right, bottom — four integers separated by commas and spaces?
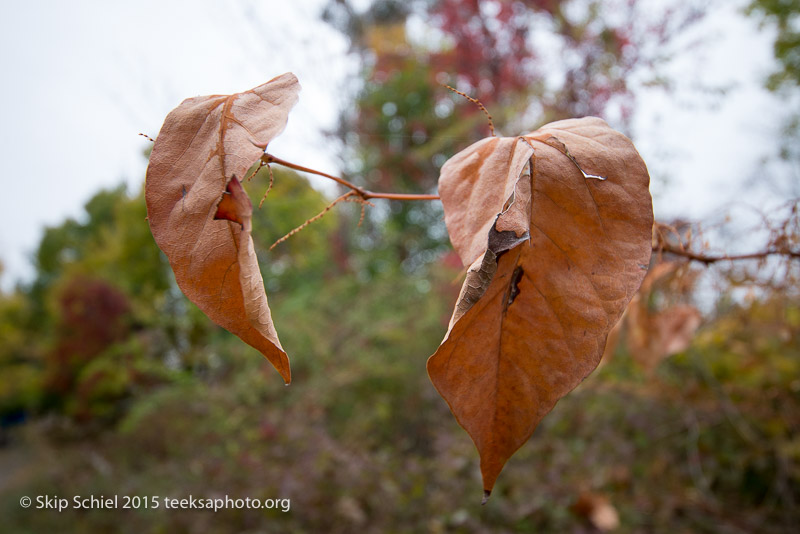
364, 191, 441, 201
262, 153, 440, 202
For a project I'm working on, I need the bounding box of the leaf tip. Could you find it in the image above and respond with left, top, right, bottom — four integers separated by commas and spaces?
278, 356, 291, 385
481, 490, 491, 505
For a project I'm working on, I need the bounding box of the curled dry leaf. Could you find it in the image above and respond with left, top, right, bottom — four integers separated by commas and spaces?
145, 73, 300, 383
625, 261, 702, 372
601, 261, 701, 366
572, 491, 621, 532
647, 305, 702, 355
428, 117, 653, 497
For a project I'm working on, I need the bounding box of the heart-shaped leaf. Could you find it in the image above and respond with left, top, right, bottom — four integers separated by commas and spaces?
145, 73, 300, 383
428, 117, 653, 498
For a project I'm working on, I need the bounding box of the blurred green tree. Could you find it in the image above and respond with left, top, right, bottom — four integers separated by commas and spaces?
748, 0, 800, 89
748, 0, 800, 187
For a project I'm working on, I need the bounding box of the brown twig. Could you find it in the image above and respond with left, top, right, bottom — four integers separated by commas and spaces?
654, 242, 800, 264
242, 160, 274, 208
246, 160, 266, 182
262, 154, 440, 202
259, 164, 275, 208
340, 196, 375, 227
653, 221, 799, 264
652, 203, 800, 265
441, 84, 495, 137
358, 201, 367, 227
270, 191, 357, 250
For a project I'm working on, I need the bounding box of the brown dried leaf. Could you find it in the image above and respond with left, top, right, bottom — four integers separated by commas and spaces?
625, 260, 702, 372
656, 305, 702, 355
145, 73, 300, 383
572, 491, 621, 532
628, 301, 702, 372
428, 117, 653, 496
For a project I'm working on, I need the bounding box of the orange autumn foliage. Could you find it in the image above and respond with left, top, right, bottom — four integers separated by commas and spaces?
145, 73, 300, 384
428, 117, 653, 496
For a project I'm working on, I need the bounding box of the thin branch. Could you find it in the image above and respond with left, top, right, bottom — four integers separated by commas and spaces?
263, 154, 364, 194
441, 84, 495, 137
358, 201, 367, 227
340, 196, 375, 227
363, 191, 441, 201
263, 153, 440, 202
269, 191, 357, 250
259, 164, 275, 208
246, 159, 267, 182
655, 242, 800, 264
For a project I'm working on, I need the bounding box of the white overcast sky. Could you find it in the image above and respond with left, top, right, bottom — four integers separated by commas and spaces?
0, 0, 790, 290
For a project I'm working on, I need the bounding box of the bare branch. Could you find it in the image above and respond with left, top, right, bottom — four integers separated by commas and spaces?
441, 84, 495, 138
269, 191, 357, 250
259, 164, 275, 209
654, 243, 800, 264
263, 153, 440, 202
